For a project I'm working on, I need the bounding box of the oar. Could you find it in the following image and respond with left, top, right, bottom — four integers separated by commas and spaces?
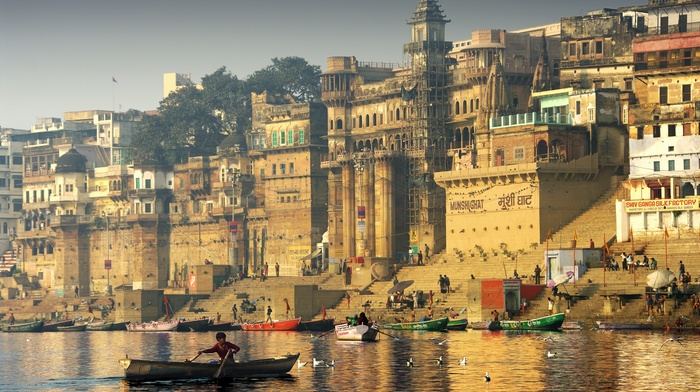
213, 349, 233, 379
185, 353, 201, 363
311, 329, 335, 341
377, 330, 400, 340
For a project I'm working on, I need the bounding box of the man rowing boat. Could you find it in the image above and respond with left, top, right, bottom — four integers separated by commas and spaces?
192, 332, 240, 362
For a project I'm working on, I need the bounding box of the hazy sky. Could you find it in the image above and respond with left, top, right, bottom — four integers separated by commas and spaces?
1, 0, 643, 129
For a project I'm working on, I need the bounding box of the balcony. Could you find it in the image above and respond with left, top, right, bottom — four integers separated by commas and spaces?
490, 112, 572, 129
629, 102, 698, 125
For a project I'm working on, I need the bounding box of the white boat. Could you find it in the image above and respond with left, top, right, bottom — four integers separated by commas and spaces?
334, 323, 379, 341
126, 320, 180, 332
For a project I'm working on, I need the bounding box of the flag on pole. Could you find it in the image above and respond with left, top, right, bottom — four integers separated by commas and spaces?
321, 304, 327, 320
603, 242, 611, 255
630, 227, 634, 241
112, 76, 118, 84
664, 226, 669, 238
546, 229, 553, 240
573, 230, 578, 242
285, 299, 290, 314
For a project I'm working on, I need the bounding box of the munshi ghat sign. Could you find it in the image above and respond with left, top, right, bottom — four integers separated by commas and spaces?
624, 198, 700, 213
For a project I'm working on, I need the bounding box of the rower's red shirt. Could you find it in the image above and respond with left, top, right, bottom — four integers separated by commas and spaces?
203, 342, 240, 359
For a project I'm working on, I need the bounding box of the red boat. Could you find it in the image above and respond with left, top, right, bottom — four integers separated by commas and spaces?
240, 317, 301, 331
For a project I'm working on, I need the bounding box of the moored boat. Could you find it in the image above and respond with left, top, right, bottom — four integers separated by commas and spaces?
176, 318, 212, 332
446, 318, 468, 331
43, 319, 74, 332
87, 320, 114, 331
119, 352, 300, 381
57, 323, 88, 332
111, 321, 130, 331
561, 321, 583, 330
240, 317, 301, 331
499, 313, 565, 331
126, 319, 180, 332
334, 323, 379, 341
596, 321, 653, 330
297, 318, 335, 332
471, 320, 499, 331
2, 320, 44, 333
383, 316, 448, 331
205, 321, 240, 331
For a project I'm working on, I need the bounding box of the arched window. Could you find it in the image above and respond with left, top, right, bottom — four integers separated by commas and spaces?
396, 108, 401, 120
336, 119, 343, 130
470, 99, 474, 112
358, 115, 363, 128
553, 62, 560, 77
373, 113, 377, 126
462, 100, 467, 114
366, 114, 370, 127
512, 97, 519, 109
329, 119, 334, 130
475, 99, 480, 110
455, 101, 460, 115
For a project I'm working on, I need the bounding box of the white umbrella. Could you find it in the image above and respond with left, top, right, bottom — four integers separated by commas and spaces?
647, 270, 676, 289
547, 271, 574, 288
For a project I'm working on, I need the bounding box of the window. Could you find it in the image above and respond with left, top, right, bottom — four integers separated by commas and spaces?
12, 156, 22, 165
575, 101, 581, 115
660, 16, 669, 34
684, 159, 691, 170
144, 203, 152, 213
668, 160, 675, 171
595, 41, 603, 54
668, 124, 676, 137
625, 79, 633, 90
636, 127, 643, 139
683, 84, 691, 102
135, 178, 141, 189
669, 146, 675, 152
280, 131, 286, 145
0, 179, 5, 188
569, 43, 576, 56
287, 130, 293, 146
660, 51, 668, 68
653, 126, 661, 138
653, 161, 660, 171
684, 123, 691, 136
659, 86, 668, 104
272, 164, 277, 175
280, 164, 286, 175
299, 129, 305, 144
514, 147, 525, 160
145, 179, 152, 189
679, 14, 688, 33
13, 179, 21, 188
582, 42, 590, 55
0, 156, 5, 165
290, 163, 295, 174
271, 132, 278, 147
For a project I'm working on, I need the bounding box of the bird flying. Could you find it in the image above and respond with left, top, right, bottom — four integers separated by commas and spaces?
659, 337, 684, 350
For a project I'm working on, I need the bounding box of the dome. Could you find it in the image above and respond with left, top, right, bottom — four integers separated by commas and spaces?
55, 147, 87, 173
219, 133, 246, 151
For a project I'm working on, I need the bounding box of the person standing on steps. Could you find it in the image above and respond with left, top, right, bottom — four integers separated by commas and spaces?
534, 265, 542, 285
275, 262, 280, 277
424, 243, 430, 259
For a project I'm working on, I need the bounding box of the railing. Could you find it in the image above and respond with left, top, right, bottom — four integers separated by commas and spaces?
490, 112, 572, 129
638, 21, 700, 37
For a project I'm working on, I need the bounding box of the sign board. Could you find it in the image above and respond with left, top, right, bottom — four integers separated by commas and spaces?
358, 221, 366, 233
229, 221, 238, 233
104, 259, 112, 270
187, 273, 198, 291
357, 206, 365, 219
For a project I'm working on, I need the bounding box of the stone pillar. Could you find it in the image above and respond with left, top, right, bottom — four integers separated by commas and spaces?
375, 158, 394, 257
341, 164, 356, 258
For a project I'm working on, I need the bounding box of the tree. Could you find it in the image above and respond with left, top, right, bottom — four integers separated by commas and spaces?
246, 57, 321, 102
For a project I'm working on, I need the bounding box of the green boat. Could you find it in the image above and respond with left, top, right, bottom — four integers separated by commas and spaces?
446, 318, 468, 331
498, 313, 565, 331
2, 320, 44, 333
383, 316, 448, 331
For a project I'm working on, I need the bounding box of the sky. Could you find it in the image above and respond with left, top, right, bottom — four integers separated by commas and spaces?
0, 0, 644, 130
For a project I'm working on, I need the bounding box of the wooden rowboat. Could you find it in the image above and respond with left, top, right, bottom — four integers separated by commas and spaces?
383, 316, 448, 331
499, 313, 566, 331
446, 318, 468, 331
240, 317, 301, 331
176, 318, 212, 332
334, 323, 379, 341
2, 320, 44, 333
471, 320, 499, 330
119, 352, 300, 381
43, 319, 74, 332
596, 321, 653, 330
297, 318, 335, 332
57, 323, 88, 332
561, 321, 583, 330
127, 320, 180, 332
205, 321, 241, 331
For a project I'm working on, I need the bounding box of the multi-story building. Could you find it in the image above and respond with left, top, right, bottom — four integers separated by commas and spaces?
0, 127, 28, 276
620, 0, 700, 240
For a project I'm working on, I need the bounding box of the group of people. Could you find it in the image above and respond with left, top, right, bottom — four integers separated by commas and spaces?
438, 274, 451, 294
607, 252, 658, 272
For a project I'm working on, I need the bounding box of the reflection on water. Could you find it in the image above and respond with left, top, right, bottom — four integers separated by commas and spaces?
1, 328, 700, 391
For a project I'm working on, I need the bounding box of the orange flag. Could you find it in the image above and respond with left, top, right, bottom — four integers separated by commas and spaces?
321, 304, 327, 320
664, 227, 669, 238
603, 242, 611, 255
573, 230, 578, 242
546, 229, 553, 240
629, 228, 634, 241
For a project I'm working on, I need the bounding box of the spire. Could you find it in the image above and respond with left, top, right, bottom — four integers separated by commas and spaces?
528, 32, 552, 111
481, 51, 512, 126
408, 0, 450, 25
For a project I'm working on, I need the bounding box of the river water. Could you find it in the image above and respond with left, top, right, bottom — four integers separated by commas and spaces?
1, 327, 698, 391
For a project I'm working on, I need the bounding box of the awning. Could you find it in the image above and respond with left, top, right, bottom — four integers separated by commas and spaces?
300, 249, 322, 261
